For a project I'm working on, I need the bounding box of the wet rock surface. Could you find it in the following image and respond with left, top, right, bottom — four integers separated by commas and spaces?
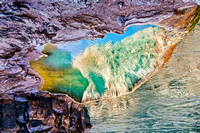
0, 0, 199, 132
0, 91, 91, 132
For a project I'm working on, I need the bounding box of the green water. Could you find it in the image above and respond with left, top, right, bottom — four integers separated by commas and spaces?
30, 17, 200, 132
33, 25, 170, 102
73, 27, 168, 101
31, 45, 89, 102
43, 49, 72, 69
86, 24, 200, 131
49, 69, 89, 101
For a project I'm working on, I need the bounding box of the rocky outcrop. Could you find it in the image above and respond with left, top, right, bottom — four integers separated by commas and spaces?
0, 91, 91, 132
0, 0, 199, 46
0, 46, 43, 93
0, 0, 200, 132
0, 0, 199, 93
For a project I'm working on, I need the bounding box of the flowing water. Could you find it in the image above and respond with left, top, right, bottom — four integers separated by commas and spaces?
85, 24, 200, 132
31, 25, 164, 102
31, 23, 200, 132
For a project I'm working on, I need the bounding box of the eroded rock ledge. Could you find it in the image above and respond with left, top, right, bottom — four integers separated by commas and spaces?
0, 0, 199, 132
0, 91, 91, 132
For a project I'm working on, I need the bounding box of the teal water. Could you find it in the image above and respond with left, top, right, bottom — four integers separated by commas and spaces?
43, 49, 72, 69
34, 23, 200, 132
35, 25, 161, 102
87, 83, 200, 132
85, 24, 200, 132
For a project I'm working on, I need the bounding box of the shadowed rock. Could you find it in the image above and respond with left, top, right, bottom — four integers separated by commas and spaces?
0, 91, 91, 132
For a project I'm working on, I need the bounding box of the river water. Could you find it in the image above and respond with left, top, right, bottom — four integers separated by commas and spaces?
31, 25, 158, 102
32, 23, 200, 132
85, 24, 200, 132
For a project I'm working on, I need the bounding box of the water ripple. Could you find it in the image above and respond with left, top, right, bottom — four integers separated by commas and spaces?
88, 23, 200, 132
